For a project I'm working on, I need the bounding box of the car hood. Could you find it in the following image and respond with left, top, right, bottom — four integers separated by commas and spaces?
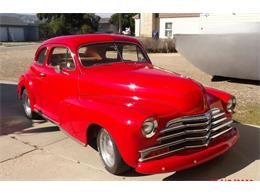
79, 63, 209, 116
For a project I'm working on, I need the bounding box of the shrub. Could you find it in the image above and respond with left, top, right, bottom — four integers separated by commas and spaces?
138, 37, 177, 53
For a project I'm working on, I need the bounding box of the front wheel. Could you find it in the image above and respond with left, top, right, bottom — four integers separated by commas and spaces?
97, 128, 129, 175
22, 89, 40, 120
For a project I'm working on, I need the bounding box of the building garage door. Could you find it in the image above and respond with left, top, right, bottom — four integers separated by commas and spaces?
8, 27, 25, 41
0, 27, 8, 41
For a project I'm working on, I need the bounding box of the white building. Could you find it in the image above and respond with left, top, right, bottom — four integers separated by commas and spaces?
134, 13, 200, 38
134, 13, 260, 38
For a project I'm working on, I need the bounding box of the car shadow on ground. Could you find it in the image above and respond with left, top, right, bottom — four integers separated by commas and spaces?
212, 76, 260, 86
18, 126, 59, 134
0, 83, 32, 135
163, 122, 260, 180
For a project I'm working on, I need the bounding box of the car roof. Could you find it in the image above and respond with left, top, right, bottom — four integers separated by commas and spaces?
42, 34, 141, 50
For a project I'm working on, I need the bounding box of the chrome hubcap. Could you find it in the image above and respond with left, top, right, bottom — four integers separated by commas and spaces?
23, 92, 31, 116
99, 129, 115, 168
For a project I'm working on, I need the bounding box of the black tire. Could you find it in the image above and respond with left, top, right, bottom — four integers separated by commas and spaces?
21, 89, 40, 120
97, 128, 130, 175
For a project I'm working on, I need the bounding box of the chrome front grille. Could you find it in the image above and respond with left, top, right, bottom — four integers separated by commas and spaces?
139, 108, 233, 162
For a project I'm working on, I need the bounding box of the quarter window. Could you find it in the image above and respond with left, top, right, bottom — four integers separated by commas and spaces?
48, 47, 75, 70
165, 22, 173, 38
36, 47, 47, 65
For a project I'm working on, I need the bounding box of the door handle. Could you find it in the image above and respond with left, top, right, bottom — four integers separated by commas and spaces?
40, 73, 46, 77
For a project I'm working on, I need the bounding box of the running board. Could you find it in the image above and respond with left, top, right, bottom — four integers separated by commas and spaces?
34, 109, 59, 125
34, 109, 86, 146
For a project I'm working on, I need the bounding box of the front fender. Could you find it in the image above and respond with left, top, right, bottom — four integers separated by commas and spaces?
205, 87, 233, 115
63, 97, 157, 168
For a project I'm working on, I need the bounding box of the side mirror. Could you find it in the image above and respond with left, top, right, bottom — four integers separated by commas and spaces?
55, 65, 62, 73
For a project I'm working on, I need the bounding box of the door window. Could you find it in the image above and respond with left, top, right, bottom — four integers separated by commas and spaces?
48, 47, 76, 70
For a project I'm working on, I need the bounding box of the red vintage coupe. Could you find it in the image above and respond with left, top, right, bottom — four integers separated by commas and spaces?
18, 34, 239, 175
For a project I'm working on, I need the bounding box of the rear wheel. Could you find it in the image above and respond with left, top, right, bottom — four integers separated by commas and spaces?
97, 128, 129, 175
22, 89, 39, 119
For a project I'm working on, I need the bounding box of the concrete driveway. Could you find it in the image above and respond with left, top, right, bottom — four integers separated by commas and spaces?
0, 81, 259, 180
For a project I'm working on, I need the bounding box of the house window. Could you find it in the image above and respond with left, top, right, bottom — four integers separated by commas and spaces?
165, 22, 172, 38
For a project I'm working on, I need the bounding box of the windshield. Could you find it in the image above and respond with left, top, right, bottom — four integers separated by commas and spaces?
78, 42, 148, 67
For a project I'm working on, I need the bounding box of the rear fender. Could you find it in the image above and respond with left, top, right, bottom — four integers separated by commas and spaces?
18, 75, 36, 111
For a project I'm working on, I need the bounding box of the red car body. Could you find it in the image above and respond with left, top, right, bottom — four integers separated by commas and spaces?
18, 34, 239, 174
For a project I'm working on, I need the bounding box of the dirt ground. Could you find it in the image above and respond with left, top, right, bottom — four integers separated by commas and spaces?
1, 44, 259, 125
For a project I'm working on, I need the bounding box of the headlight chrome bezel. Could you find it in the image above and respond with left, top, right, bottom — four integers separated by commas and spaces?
141, 117, 158, 138
227, 96, 236, 113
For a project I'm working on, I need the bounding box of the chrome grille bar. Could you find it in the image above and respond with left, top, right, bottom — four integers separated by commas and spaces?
212, 112, 225, 119
140, 143, 209, 162
211, 108, 221, 115
141, 132, 211, 155
211, 127, 233, 139
166, 113, 211, 127
211, 120, 233, 132
157, 126, 210, 142
212, 117, 227, 125
139, 108, 234, 162
160, 120, 211, 134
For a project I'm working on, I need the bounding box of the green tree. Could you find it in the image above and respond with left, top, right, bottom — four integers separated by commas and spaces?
109, 13, 137, 35
37, 13, 100, 39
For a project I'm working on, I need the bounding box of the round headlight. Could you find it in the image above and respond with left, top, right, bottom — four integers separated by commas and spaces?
227, 96, 236, 113
141, 117, 158, 138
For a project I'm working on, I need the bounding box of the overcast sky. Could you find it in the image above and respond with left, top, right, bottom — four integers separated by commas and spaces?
96, 13, 113, 18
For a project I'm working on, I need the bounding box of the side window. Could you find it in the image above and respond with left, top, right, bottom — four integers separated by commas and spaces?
36, 48, 47, 65
105, 45, 118, 60
121, 44, 146, 62
48, 47, 76, 70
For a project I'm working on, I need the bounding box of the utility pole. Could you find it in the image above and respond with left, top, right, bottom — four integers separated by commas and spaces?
118, 13, 122, 34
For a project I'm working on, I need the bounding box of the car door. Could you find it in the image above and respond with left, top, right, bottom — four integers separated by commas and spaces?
40, 44, 79, 127
29, 46, 48, 110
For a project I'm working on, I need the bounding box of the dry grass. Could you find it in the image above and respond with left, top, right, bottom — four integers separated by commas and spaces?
138, 38, 177, 53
